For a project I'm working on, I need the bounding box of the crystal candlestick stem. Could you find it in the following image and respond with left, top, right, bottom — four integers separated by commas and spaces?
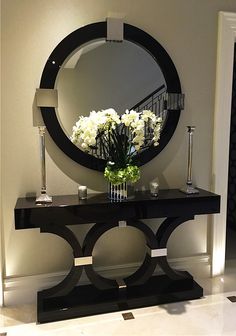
35, 126, 52, 204
180, 126, 199, 194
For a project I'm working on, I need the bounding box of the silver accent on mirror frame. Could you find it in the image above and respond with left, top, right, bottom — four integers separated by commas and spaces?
35, 126, 52, 204
36, 88, 58, 108
106, 17, 124, 42
163, 93, 185, 111
180, 126, 199, 194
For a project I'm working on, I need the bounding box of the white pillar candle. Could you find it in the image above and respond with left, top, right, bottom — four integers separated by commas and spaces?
78, 186, 87, 199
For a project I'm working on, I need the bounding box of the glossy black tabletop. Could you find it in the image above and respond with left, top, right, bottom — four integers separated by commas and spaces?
15, 188, 220, 229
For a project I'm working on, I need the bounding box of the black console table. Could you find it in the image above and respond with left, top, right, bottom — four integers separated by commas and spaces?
14, 188, 220, 323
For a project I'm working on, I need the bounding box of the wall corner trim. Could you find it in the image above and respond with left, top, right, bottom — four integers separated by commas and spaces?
212, 11, 236, 276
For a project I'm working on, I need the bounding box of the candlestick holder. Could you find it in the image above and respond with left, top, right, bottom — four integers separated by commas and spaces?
149, 181, 159, 197
180, 126, 199, 194
35, 126, 52, 204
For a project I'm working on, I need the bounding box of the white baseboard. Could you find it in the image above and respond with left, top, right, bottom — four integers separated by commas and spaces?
3, 254, 211, 306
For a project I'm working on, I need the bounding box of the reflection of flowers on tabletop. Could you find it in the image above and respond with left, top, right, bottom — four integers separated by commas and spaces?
71, 108, 162, 184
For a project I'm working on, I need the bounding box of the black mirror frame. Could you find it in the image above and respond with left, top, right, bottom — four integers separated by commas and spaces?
40, 21, 182, 171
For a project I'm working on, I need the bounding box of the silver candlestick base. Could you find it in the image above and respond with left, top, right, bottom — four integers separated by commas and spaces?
36, 191, 52, 204
180, 184, 199, 194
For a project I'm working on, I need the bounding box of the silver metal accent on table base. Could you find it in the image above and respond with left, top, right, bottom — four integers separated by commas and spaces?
118, 221, 127, 227
74, 256, 92, 266
116, 279, 127, 289
147, 247, 167, 257
180, 126, 199, 195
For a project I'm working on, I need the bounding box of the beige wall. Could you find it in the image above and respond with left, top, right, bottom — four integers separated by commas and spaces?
2, 0, 236, 279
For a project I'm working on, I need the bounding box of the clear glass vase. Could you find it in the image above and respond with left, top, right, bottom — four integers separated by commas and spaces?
108, 181, 135, 201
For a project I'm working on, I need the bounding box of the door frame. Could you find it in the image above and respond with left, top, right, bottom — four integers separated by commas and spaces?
212, 11, 236, 276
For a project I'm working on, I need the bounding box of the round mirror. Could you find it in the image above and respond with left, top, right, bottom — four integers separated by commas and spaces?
40, 22, 182, 171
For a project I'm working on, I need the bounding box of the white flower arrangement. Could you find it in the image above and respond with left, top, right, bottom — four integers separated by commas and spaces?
71, 108, 121, 151
71, 108, 162, 153
71, 108, 162, 184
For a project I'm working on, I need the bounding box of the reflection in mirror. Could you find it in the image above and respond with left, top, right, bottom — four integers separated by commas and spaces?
56, 40, 166, 139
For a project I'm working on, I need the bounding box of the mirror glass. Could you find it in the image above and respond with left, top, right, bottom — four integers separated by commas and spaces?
55, 40, 166, 139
